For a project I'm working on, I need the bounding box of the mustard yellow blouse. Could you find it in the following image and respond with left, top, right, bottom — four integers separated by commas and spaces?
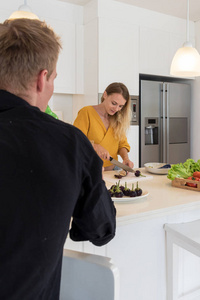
73, 106, 130, 167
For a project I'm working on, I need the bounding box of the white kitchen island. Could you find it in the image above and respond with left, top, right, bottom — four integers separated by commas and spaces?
64, 169, 200, 300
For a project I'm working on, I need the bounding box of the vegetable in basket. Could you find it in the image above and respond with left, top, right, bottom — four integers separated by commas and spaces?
167, 159, 200, 181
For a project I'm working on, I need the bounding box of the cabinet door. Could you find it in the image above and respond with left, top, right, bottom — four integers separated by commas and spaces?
98, 18, 139, 95
46, 18, 76, 94
139, 27, 170, 76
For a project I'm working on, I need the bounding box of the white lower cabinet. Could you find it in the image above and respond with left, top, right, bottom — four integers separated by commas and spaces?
64, 208, 200, 300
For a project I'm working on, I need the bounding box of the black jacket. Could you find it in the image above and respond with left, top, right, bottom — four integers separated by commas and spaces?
0, 90, 116, 300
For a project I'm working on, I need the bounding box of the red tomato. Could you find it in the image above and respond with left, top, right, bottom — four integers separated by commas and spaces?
186, 182, 197, 187
186, 176, 197, 188
193, 171, 200, 178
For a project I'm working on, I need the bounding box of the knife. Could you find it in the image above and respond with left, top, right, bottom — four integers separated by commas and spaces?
109, 157, 135, 173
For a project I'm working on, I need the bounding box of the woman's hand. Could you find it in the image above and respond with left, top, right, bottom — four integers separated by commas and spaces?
123, 158, 134, 169
119, 147, 134, 169
94, 144, 110, 160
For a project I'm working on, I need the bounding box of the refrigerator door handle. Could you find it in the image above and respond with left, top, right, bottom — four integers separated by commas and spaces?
162, 83, 166, 162
166, 83, 169, 163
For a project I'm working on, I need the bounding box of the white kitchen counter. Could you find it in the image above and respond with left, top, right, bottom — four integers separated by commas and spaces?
64, 168, 200, 300
105, 168, 200, 225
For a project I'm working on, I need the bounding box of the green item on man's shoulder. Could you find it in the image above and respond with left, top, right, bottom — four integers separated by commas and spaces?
45, 105, 59, 119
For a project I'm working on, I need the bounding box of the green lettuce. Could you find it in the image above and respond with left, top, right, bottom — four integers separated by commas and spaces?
183, 158, 200, 174
167, 159, 200, 181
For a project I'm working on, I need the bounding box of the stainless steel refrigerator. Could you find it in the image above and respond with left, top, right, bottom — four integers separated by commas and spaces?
140, 79, 191, 166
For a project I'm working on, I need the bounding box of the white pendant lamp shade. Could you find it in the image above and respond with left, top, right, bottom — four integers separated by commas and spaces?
9, 1, 39, 20
170, 42, 200, 77
170, 0, 200, 77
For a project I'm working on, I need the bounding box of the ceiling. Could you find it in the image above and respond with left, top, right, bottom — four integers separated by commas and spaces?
60, 0, 200, 22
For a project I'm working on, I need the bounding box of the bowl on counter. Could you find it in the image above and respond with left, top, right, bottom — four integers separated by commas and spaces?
144, 162, 171, 175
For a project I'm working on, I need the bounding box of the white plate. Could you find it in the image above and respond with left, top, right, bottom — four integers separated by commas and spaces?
144, 162, 171, 175
112, 191, 149, 203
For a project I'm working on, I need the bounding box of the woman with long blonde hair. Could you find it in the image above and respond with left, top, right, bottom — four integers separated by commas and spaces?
74, 82, 134, 170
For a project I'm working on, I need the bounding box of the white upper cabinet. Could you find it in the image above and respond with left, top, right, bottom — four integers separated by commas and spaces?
98, 18, 139, 95
53, 20, 75, 94
139, 26, 195, 77
45, 18, 83, 95
139, 27, 171, 76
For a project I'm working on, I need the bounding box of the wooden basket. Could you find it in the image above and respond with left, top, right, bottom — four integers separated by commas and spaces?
172, 178, 200, 192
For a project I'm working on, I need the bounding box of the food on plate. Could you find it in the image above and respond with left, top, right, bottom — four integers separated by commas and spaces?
119, 184, 125, 192
108, 181, 143, 198
167, 159, 200, 181
123, 182, 131, 196
114, 189, 124, 198
108, 181, 123, 197
158, 164, 171, 169
135, 181, 142, 196
129, 183, 137, 197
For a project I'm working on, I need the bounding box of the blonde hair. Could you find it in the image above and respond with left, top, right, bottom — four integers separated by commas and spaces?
0, 18, 62, 94
101, 82, 131, 139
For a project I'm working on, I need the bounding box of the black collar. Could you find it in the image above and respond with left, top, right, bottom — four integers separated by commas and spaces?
0, 90, 40, 113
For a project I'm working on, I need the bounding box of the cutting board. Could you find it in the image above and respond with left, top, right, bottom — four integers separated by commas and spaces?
103, 170, 153, 185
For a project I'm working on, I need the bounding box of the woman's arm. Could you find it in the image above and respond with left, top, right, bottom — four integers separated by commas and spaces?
93, 144, 110, 160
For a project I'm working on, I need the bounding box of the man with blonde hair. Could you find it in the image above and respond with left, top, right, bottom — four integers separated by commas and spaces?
0, 19, 116, 300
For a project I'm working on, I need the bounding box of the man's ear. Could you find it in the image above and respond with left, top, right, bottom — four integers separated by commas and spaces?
37, 69, 48, 92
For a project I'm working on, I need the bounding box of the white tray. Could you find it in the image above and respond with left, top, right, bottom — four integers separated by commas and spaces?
112, 191, 149, 203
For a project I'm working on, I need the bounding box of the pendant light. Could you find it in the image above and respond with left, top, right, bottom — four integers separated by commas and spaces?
170, 0, 200, 77
9, 0, 39, 20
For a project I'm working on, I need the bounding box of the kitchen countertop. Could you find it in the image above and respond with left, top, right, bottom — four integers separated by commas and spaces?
103, 168, 200, 225
65, 168, 200, 300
